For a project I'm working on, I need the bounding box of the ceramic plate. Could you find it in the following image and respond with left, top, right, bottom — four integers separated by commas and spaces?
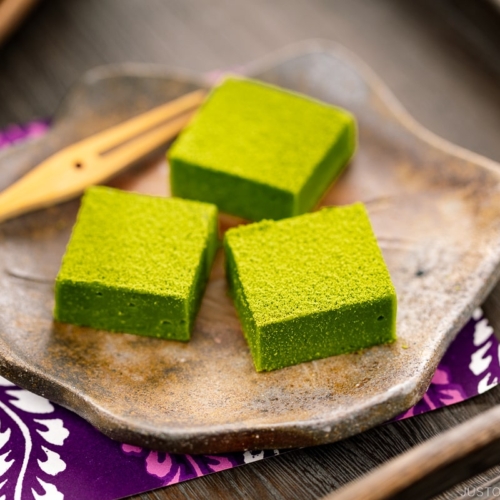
1, 41, 500, 453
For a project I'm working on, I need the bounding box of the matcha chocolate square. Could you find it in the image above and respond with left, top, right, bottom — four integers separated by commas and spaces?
224, 203, 397, 371
168, 77, 356, 221
54, 186, 218, 340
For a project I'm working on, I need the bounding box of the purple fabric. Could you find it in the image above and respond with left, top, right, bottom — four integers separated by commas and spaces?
0, 126, 499, 499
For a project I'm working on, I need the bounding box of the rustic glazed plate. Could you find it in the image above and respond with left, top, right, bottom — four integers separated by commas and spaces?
1, 41, 500, 454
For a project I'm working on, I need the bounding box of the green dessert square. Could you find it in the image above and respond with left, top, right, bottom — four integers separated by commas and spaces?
224, 203, 397, 371
54, 186, 218, 340
168, 77, 356, 221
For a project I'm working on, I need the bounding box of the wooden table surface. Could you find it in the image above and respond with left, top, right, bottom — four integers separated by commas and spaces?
1, 1, 500, 499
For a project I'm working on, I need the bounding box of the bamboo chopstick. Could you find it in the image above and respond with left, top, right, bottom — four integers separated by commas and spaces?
323, 405, 500, 500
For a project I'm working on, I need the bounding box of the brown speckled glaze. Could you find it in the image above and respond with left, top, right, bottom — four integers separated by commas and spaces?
1, 41, 500, 453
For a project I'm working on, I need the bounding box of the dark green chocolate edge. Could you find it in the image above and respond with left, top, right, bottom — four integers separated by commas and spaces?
169, 157, 295, 221
54, 279, 190, 340
203, 204, 220, 276
257, 293, 397, 371
295, 114, 357, 215
223, 236, 262, 370
186, 206, 220, 331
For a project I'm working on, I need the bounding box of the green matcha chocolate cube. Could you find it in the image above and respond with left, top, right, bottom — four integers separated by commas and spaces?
54, 186, 218, 340
224, 203, 397, 371
168, 77, 356, 221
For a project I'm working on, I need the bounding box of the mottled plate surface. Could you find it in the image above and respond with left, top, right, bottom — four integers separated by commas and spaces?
1, 41, 500, 453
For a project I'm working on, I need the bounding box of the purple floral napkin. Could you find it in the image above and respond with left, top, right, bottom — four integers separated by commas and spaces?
0, 124, 499, 499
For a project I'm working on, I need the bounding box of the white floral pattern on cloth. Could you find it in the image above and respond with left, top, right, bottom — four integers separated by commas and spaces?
1, 123, 500, 499
121, 444, 279, 486
470, 308, 499, 393
0, 377, 68, 500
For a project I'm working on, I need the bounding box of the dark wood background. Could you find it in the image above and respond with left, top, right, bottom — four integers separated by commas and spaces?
1, 1, 500, 498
